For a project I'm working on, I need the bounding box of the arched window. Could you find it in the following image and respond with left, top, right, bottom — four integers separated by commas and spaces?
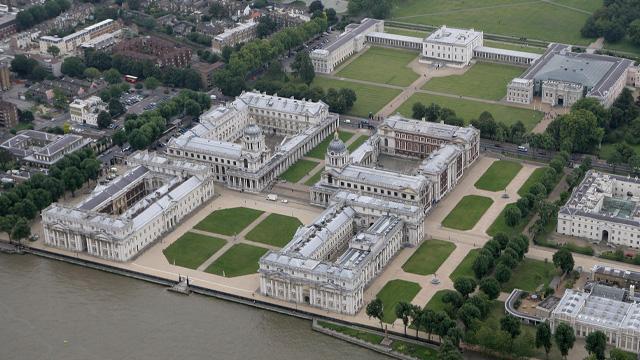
244, 159, 248, 168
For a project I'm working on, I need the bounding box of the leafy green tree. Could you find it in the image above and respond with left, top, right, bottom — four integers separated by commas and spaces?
585, 330, 606, 360
11, 54, 38, 77
61, 56, 86, 78
103, 68, 122, 84
47, 45, 60, 57
438, 338, 463, 360
0, 215, 18, 242
500, 314, 521, 339
552, 248, 575, 274
292, 51, 315, 85
97, 110, 112, 129
536, 322, 553, 359
495, 263, 512, 283
144, 76, 161, 90
504, 206, 522, 227
395, 301, 413, 335
554, 323, 576, 359
458, 303, 481, 330
630, 19, 640, 46
83, 67, 101, 79
61, 166, 85, 196
108, 99, 125, 117
453, 276, 476, 298
308, 0, 324, 13
441, 290, 464, 310
479, 277, 500, 300
81, 158, 101, 182
472, 253, 493, 279
11, 217, 31, 243
366, 298, 384, 330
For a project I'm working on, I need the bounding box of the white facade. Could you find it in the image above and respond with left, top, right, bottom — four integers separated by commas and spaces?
422, 25, 483, 67
212, 21, 258, 53
42, 152, 215, 262
506, 78, 534, 104
38, 19, 119, 56
69, 96, 107, 126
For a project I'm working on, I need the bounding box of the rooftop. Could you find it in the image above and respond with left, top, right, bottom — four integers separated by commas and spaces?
426, 25, 482, 46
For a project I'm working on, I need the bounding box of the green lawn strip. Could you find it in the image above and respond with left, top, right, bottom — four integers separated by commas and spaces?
245, 213, 302, 247
402, 239, 455, 275
450, 249, 480, 281
205, 243, 269, 277
397, 93, 543, 130
486, 203, 529, 237
604, 37, 640, 56
423, 62, 524, 100
306, 130, 353, 159
517, 167, 547, 197
337, 47, 419, 87
376, 279, 422, 323
483, 40, 547, 54
392, 340, 438, 360
194, 207, 264, 236
474, 160, 522, 191
317, 321, 383, 345
424, 290, 451, 313
312, 76, 402, 118
347, 135, 368, 152
442, 195, 493, 230
501, 258, 558, 292
385, 27, 430, 38
280, 159, 319, 183
162, 232, 227, 269
304, 169, 323, 186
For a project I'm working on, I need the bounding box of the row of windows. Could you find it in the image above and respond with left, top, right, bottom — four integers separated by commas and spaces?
339, 180, 416, 200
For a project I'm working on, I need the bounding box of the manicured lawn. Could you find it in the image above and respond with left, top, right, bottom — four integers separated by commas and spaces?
347, 135, 369, 152
486, 203, 527, 237
205, 243, 269, 277
450, 249, 480, 281
599, 142, 640, 162
397, 93, 543, 130
376, 279, 422, 323
304, 169, 323, 186
442, 195, 493, 230
501, 258, 558, 292
306, 130, 353, 159
474, 160, 522, 191
195, 207, 264, 236
402, 239, 455, 275
312, 76, 402, 118
337, 47, 419, 87
424, 290, 451, 313
317, 321, 383, 345
392, 340, 438, 360
390, 0, 596, 45
518, 167, 546, 197
280, 159, 319, 183
423, 62, 524, 100
245, 213, 302, 247
385, 27, 430, 38
605, 37, 640, 56
162, 232, 226, 269
483, 40, 547, 54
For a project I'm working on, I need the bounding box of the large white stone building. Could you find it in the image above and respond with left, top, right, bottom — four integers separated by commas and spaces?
42, 152, 215, 261
166, 91, 338, 192
0, 130, 92, 170
422, 25, 483, 67
557, 170, 640, 249
69, 96, 107, 127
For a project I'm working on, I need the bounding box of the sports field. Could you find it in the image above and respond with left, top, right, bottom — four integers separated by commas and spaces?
442, 195, 494, 230
390, 0, 597, 45
312, 77, 402, 118
337, 47, 419, 87
397, 93, 543, 130
423, 62, 524, 100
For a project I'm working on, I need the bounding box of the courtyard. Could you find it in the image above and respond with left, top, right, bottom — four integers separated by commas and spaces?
474, 160, 523, 191
442, 195, 494, 230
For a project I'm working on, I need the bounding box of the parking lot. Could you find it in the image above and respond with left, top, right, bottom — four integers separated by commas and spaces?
125, 87, 178, 115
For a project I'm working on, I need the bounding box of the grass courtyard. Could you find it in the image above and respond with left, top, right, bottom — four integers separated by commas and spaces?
474, 160, 522, 191
450, 249, 480, 281
306, 130, 353, 159
390, 0, 597, 45
384, 26, 429, 38
424, 290, 451, 313
517, 167, 547, 196
162, 232, 227, 269
376, 279, 422, 323
280, 159, 319, 183
312, 76, 402, 118
347, 135, 368, 152
402, 239, 455, 275
205, 243, 269, 277
442, 195, 494, 230
501, 258, 557, 292
245, 213, 302, 247
486, 203, 527, 237
397, 93, 543, 130
337, 47, 419, 87
195, 207, 264, 236
423, 62, 524, 100
304, 170, 323, 186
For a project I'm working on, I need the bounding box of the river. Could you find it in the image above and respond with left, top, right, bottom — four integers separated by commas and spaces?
0, 254, 390, 360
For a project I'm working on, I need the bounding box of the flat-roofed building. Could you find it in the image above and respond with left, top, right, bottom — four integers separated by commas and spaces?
0, 63, 10, 90
69, 96, 107, 126
191, 61, 224, 90
212, 20, 258, 53
0, 99, 17, 128
38, 19, 120, 56
0, 130, 92, 169
422, 25, 483, 67
0, 13, 16, 40
113, 35, 192, 68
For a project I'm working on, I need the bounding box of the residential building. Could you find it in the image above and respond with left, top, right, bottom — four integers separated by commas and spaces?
0, 63, 10, 90
69, 96, 107, 127
0, 13, 16, 40
113, 35, 193, 68
0, 99, 17, 128
38, 19, 121, 56
191, 61, 224, 90
0, 130, 92, 169
212, 20, 258, 53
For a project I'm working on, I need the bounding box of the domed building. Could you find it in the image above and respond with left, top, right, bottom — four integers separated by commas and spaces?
240, 120, 270, 171
325, 133, 349, 169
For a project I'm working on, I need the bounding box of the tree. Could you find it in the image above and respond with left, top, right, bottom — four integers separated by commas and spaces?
144, 76, 161, 90
438, 338, 463, 360
108, 99, 125, 117
103, 68, 122, 84
11, 54, 38, 77
500, 314, 521, 339
97, 111, 112, 129
585, 331, 606, 360
0, 215, 17, 242
535, 322, 553, 359
505, 204, 522, 227
309, 0, 324, 13
11, 217, 30, 243
552, 248, 575, 274
61, 166, 85, 196
495, 263, 512, 283
18, 109, 34, 123
395, 301, 412, 335
479, 277, 500, 300
453, 277, 476, 298
554, 323, 576, 359
412, 102, 426, 119
83, 67, 101, 79
292, 51, 315, 85
441, 290, 464, 310
61, 56, 86, 78
47, 45, 60, 57
326, 8, 338, 25
366, 298, 384, 330
630, 19, 640, 46
472, 253, 493, 278
458, 303, 481, 330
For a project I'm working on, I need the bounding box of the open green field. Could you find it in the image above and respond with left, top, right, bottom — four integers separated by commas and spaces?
304, 169, 323, 186
483, 40, 547, 54
391, 0, 596, 45
162, 232, 226, 269
385, 26, 429, 38
307, 130, 353, 159
312, 76, 402, 118
442, 195, 493, 230
337, 47, 419, 87
195, 207, 264, 236
501, 258, 557, 292
474, 160, 522, 191
397, 93, 543, 130
376, 279, 422, 323
424, 290, 451, 313
205, 243, 269, 277
347, 135, 368, 152
423, 62, 524, 100
280, 159, 319, 183
486, 203, 529, 237
245, 213, 302, 247
402, 239, 455, 275
518, 167, 546, 196
450, 249, 480, 281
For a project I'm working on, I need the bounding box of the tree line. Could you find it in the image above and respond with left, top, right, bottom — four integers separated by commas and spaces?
348, 0, 394, 19
16, 0, 71, 31
581, 0, 640, 45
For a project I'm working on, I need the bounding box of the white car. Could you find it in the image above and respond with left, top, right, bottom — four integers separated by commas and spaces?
281, 199, 288, 204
